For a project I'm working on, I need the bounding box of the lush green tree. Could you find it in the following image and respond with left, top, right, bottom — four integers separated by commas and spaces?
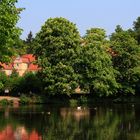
0, 0, 22, 62
0, 70, 21, 95
0, 71, 42, 95
24, 31, 35, 54
83, 28, 108, 47
133, 17, 140, 44
26, 31, 33, 44
14, 38, 28, 55
75, 28, 118, 96
18, 72, 42, 94
4, 71, 20, 95
0, 71, 8, 92
12, 31, 34, 55
14, 32, 35, 55
110, 26, 140, 95
35, 17, 81, 95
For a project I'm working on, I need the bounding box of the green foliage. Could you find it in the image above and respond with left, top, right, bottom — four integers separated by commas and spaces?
133, 17, 140, 44
0, 0, 22, 62
41, 62, 78, 95
69, 99, 78, 107
115, 25, 123, 33
110, 26, 140, 95
24, 31, 35, 54
76, 28, 118, 96
25, 31, 33, 45
78, 96, 88, 104
84, 28, 108, 47
20, 94, 31, 104
13, 72, 42, 95
4, 70, 20, 93
35, 17, 81, 95
13, 38, 28, 55
0, 71, 8, 92
1, 13, 140, 98
0, 70, 21, 94
31, 95, 44, 104
0, 82, 4, 91
20, 94, 45, 104
14, 32, 36, 55
0, 71, 42, 96
0, 99, 9, 105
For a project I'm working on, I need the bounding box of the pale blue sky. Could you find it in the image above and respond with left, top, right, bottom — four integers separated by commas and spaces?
17, 0, 140, 39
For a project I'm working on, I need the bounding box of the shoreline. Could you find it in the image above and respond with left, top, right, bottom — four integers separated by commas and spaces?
0, 95, 140, 106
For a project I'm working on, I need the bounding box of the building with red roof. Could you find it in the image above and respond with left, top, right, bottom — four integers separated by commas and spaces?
0, 54, 40, 76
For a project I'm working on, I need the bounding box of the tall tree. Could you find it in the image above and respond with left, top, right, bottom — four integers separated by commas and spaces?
133, 17, 140, 44
35, 17, 81, 95
26, 31, 33, 44
83, 28, 108, 46
0, 0, 22, 62
110, 26, 140, 95
25, 31, 35, 53
0, 71, 7, 92
75, 28, 118, 96
14, 38, 28, 55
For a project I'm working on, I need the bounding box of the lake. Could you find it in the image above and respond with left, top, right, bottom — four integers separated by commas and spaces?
0, 103, 140, 140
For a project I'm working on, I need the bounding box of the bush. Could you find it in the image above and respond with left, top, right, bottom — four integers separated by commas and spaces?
69, 99, 78, 107
0, 99, 9, 106
20, 95, 31, 104
20, 94, 45, 104
31, 95, 44, 104
17, 72, 43, 95
78, 96, 88, 104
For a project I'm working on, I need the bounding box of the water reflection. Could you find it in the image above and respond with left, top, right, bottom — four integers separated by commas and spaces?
0, 126, 41, 140
0, 104, 140, 140
60, 107, 90, 121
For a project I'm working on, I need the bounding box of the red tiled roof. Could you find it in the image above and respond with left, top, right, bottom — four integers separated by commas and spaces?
28, 63, 40, 71
0, 63, 13, 70
21, 57, 29, 63
13, 54, 35, 64
22, 54, 36, 62
0, 54, 39, 73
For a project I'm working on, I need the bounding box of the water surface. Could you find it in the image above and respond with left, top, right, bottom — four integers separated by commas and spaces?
0, 103, 140, 140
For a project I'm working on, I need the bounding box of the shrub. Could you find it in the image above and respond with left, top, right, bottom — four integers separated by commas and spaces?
31, 95, 44, 104
0, 99, 9, 106
20, 95, 31, 104
78, 96, 88, 104
69, 99, 78, 107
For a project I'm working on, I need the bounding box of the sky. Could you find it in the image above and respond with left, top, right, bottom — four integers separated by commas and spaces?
17, 0, 140, 39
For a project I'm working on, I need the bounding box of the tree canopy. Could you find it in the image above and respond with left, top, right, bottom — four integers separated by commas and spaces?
35, 17, 81, 95
83, 28, 108, 46
24, 31, 35, 54
1, 6, 140, 98
133, 17, 140, 44
75, 28, 118, 96
0, 0, 22, 62
110, 26, 140, 94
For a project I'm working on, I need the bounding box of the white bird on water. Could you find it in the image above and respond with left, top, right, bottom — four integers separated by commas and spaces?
47, 112, 51, 115
77, 106, 81, 110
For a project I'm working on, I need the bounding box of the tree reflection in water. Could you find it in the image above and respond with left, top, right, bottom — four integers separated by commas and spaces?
0, 104, 140, 140
0, 125, 42, 140
60, 107, 90, 121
